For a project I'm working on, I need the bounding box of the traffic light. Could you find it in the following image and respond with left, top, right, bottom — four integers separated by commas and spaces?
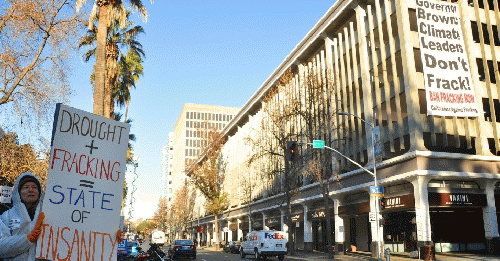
380, 197, 386, 211
286, 141, 298, 163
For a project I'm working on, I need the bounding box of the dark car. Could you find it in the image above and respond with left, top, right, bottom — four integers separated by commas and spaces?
168, 239, 196, 259
223, 241, 240, 254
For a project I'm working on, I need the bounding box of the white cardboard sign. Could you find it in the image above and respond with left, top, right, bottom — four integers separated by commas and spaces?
36, 104, 130, 261
416, 0, 479, 117
0, 186, 12, 203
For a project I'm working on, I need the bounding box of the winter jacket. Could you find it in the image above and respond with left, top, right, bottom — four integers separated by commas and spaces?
0, 172, 44, 261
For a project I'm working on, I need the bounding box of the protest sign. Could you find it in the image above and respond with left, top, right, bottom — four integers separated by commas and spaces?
416, 0, 479, 117
36, 104, 130, 261
0, 186, 12, 203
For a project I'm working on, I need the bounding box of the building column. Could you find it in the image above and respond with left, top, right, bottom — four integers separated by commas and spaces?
333, 197, 345, 255
280, 209, 289, 234
302, 204, 313, 252
370, 193, 384, 259
263, 213, 269, 230
228, 220, 233, 243
411, 176, 433, 250
480, 180, 500, 254
248, 215, 253, 232
237, 218, 243, 241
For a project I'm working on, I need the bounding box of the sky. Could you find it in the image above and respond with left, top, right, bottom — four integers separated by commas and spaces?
5, 0, 337, 221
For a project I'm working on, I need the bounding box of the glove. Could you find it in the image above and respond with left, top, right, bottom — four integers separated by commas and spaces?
27, 212, 45, 243
116, 229, 123, 243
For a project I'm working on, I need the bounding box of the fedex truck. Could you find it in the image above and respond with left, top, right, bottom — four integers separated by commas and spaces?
240, 230, 287, 261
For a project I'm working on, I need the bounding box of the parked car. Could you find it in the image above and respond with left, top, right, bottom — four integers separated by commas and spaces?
168, 239, 196, 260
240, 230, 287, 261
223, 241, 240, 253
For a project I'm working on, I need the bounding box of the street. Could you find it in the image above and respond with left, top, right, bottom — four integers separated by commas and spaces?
138, 239, 331, 261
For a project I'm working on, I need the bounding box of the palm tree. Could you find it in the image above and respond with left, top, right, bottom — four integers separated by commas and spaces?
79, 11, 145, 118
115, 49, 144, 122
113, 112, 136, 164
76, 0, 149, 118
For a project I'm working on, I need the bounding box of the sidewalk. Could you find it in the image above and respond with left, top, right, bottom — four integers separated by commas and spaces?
200, 247, 500, 261
292, 250, 500, 261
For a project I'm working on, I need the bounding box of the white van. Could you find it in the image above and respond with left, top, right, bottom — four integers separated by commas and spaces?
240, 230, 287, 261
150, 230, 165, 245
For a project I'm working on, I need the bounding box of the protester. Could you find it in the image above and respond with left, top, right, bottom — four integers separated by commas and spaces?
0, 172, 45, 260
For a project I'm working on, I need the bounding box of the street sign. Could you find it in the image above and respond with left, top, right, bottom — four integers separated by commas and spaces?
313, 140, 325, 148
370, 186, 384, 197
369, 212, 376, 222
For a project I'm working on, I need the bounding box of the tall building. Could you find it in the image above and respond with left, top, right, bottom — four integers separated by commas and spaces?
170, 104, 240, 200
187, 0, 500, 258
161, 132, 175, 203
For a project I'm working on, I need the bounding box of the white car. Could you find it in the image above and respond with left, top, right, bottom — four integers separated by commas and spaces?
240, 230, 287, 261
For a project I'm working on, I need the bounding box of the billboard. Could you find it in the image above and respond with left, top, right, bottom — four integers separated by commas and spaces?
36, 104, 130, 261
416, 0, 479, 117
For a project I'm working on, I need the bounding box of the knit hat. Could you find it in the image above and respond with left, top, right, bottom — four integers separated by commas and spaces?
17, 175, 41, 196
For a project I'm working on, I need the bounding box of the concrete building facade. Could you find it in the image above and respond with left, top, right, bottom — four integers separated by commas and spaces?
170, 104, 240, 203
161, 132, 175, 203
187, 0, 500, 258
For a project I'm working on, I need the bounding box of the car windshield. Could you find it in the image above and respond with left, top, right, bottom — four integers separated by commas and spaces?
175, 240, 193, 245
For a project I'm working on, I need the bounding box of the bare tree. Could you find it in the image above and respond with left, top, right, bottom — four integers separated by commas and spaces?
186, 126, 228, 250
299, 67, 338, 258
245, 69, 303, 255
0, 0, 83, 132
170, 181, 196, 238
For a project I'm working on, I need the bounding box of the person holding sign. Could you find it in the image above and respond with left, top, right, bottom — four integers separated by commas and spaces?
0, 172, 46, 261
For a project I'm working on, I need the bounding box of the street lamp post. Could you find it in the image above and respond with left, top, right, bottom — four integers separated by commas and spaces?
338, 112, 382, 261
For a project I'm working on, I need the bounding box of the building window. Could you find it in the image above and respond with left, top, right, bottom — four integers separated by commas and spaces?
476, 58, 498, 83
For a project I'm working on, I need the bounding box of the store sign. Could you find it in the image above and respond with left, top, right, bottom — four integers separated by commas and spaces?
429, 193, 487, 206
308, 208, 334, 220
265, 217, 280, 227
251, 220, 262, 228
291, 213, 304, 222
384, 194, 415, 210
416, 0, 479, 117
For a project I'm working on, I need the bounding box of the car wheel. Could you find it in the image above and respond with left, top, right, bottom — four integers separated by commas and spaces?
240, 248, 245, 258
278, 255, 284, 261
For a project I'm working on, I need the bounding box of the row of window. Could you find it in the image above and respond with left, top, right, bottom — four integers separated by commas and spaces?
185, 148, 201, 157
186, 111, 234, 122
467, 0, 500, 11
185, 139, 207, 148
471, 22, 500, 46
185, 120, 227, 130
476, 58, 500, 83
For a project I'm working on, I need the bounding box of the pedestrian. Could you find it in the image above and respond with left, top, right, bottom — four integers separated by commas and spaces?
0, 172, 45, 260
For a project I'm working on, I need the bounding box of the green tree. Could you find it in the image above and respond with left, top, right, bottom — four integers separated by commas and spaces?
76, 0, 150, 118
115, 49, 144, 122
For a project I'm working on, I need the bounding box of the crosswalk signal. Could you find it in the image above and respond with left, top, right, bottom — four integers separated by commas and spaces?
286, 141, 298, 163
